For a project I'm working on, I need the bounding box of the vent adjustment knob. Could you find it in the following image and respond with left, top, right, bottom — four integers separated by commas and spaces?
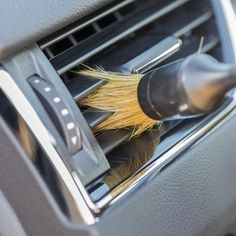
29, 76, 81, 155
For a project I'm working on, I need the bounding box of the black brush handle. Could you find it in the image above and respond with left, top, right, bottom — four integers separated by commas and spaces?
138, 54, 236, 120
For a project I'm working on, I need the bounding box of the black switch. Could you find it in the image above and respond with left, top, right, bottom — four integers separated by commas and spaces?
29, 76, 81, 155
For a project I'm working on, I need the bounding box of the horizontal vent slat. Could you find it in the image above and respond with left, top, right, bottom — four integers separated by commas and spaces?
174, 11, 212, 37
98, 120, 182, 155
97, 130, 131, 154
83, 110, 112, 128
39, 0, 136, 49
88, 8, 213, 72
131, 10, 213, 73
51, 0, 190, 74
66, 76, 105, 102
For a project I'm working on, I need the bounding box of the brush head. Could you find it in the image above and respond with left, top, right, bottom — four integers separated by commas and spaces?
79, 53, 236, 136
79, 69, 161, 136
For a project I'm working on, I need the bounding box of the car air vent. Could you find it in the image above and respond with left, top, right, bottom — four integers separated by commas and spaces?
38, 0, 222, 200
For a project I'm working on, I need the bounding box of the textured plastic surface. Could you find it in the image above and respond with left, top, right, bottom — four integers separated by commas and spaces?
0, 191, 26, 236
0, 116, 97, 236
0, 0, 113, 59
96, 111, 236, 236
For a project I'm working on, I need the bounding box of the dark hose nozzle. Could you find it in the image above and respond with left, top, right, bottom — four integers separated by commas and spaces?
137, 53, 236, 120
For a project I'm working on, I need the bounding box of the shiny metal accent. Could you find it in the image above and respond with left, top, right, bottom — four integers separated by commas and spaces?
0, 69, 98, 224
136, 38, 182, 73
220, 0, 236, 61
39, 0, 136, 49
124, 37, 182, 73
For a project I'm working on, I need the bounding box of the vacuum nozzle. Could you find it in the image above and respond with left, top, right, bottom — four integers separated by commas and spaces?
138, 54, 236, 120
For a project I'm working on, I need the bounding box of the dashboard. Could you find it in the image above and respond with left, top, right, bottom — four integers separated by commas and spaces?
1, 0, 236, 236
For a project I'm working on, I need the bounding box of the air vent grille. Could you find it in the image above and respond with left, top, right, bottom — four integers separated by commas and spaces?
39, 0, 222, 196
40, 0, 136, 60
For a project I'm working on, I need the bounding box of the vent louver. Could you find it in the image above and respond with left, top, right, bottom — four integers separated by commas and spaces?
39, 0, 222, 196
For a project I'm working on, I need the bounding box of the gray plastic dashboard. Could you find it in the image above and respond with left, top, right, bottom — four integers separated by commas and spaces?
0, 0, 113, 59
1, 0, 236, 236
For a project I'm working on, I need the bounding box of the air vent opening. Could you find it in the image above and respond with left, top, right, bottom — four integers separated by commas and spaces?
48, 38, 74, 56
40, 0, 138, 60
73, 25, 97, 43
39, 0, 223, 200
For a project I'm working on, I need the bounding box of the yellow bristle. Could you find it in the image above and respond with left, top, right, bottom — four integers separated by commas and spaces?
79, 69, 161, 136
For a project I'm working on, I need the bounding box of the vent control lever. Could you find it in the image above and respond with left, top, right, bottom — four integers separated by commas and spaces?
29, 76, 81, 155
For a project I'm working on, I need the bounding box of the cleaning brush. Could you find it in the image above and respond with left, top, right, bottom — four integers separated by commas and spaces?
80, 53, 236, 136
80, 69, 159, 136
